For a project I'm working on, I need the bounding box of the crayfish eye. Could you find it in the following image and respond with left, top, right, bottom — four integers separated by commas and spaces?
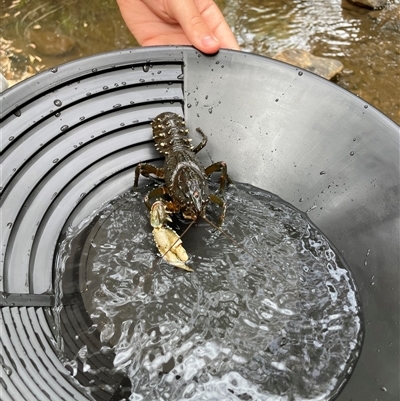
193, 190, 199, 198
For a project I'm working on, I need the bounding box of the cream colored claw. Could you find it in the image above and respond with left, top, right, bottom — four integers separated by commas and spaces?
150, 201, 192, 271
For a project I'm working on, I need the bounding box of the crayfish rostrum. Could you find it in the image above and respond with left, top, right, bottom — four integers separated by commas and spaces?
134, 112, 232, 270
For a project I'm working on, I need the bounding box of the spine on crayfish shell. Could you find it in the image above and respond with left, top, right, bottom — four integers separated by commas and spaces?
151, 112, 194, 156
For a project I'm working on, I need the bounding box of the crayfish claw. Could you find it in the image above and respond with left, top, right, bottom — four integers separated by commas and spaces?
152, 225, 192, 271
150, 200, 192, 271
150, 200, 172, 228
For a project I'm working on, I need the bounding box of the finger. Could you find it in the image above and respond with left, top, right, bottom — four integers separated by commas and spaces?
168, 0, 221, 53
208, 14, 240, 51
191, 0, 240, 50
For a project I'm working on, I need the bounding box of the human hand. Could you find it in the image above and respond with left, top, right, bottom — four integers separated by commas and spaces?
116, 0, 240, 54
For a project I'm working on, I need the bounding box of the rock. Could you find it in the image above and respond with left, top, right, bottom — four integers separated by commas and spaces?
341, 0, 371, 15
348, 0, 386, 9
29, 29, 76, 56
273, 49, 343, 80
0, 37, 36, 87
0, 73, 9, 92
369, 5, 400, 34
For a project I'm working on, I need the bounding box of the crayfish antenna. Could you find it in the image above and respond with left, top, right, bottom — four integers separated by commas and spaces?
201, 215, 261, 263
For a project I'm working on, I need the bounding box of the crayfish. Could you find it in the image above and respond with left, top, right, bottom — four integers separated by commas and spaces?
134, 112, 232, 271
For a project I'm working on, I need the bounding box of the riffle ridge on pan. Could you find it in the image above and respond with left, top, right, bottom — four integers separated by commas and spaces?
0, 48, 186, 401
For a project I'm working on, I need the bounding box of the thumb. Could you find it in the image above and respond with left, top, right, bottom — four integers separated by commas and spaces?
169, 0, 220, 53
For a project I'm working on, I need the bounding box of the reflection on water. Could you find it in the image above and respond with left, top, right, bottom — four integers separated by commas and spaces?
0, 0, 138, 83
229, 0, 365, 53
56, 182, 363, 400
226, 0, 399, 123
1, 0, 399, 123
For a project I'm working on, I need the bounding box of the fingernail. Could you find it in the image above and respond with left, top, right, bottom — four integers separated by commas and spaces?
201, 35, 219, 48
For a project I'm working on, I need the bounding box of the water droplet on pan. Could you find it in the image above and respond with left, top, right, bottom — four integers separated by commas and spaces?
298, 71, 303, 76
54, 99, 62, 107
3, 365, 12, 376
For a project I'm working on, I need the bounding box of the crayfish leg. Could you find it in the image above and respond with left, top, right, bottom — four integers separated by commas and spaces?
134, 163, 165, 187
193, 127, 208, 154
204, 161, 233, 193
143, 186, 168, 211
209, 193, 227, 227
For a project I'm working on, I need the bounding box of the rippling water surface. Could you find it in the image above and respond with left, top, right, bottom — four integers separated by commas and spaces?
57, 182, 363, 401
226, 0, 399, 122
1, 0, 399, 122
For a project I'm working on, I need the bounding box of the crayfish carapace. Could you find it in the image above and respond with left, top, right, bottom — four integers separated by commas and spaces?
134, 112, 232, 271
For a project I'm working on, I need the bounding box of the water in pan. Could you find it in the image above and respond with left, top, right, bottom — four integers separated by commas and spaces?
56, 181, 363, 401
